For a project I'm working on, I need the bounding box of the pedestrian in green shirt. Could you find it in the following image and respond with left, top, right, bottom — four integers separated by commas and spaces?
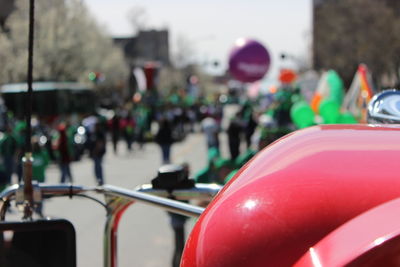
32, 138, 49, 183
13, 121, 27, 183
32, 138, 49, 217
0, 125, 18, 184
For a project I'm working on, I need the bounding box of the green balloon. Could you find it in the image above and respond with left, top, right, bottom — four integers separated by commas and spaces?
337, 112, 358, 124
327, 70, 344, 105
290, 101, 315, 128
319, 99, 340, 124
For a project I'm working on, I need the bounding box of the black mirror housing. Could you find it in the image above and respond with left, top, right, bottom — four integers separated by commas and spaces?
151, 164, 194, 191
0, 219, 76, 267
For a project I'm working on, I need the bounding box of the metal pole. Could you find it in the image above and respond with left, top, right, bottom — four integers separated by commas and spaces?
103, 195, 133, 267
101, 185, 205, 217
23, 0, 35, 220
135, 183, 222, 200
0, 183, 211, 267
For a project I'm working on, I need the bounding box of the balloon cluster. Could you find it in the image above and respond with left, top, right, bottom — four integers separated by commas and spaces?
290, 70, 357, 129
227, 37, 361, 130
290, 101, 314, 128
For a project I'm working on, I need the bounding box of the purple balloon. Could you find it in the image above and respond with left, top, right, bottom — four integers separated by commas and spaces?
228, 38, 271, 83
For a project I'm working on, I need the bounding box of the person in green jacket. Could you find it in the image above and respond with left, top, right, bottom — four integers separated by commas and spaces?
234, 148, 257, 169
0, 125, 18, 184
32, 137, 49, 183
31, 138, 50, 216
13, 121, 27, 183
0, 156, 7, 192
194, 148, 235, 185
194, 147, 220, 184
224, 169, 239, 184
214, 157, 235, 185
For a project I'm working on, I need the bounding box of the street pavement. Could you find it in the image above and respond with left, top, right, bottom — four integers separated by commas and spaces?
4, 105, 240, 266
41, 131, 226, 267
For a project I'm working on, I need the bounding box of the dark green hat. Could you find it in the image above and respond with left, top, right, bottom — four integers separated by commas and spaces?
207, 147, 220, 161
194, 167, 212, 184
224, 169, 239, 184
214, 157, 234, 169
235, 149, 257, 168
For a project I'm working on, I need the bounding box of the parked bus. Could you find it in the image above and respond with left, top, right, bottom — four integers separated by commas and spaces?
0, 81, 96, 121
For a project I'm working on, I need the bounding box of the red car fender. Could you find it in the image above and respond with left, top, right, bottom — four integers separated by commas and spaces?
181, 125, 400, 267
294, 197, 400, 267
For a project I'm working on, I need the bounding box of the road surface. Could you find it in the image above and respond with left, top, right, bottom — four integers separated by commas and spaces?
42, 131, 227, 267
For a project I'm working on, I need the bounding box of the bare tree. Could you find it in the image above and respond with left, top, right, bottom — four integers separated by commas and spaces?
314, 0, 400, 87
0, 0, 128, 86
127, 5, 148, 34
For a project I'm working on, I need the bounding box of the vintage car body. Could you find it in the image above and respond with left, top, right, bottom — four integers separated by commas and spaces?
294, 197, 400, 267
181, 124, 400, 267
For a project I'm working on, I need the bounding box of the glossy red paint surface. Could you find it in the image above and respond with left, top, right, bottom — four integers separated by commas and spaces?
294, 197, 400, 267
181, 125, 400, 267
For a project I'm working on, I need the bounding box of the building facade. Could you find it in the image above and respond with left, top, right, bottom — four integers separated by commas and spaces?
113, 29, 170, 67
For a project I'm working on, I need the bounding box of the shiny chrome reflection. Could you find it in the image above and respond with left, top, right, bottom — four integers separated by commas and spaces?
0, 183, 219, 267
367, 89, 400, 124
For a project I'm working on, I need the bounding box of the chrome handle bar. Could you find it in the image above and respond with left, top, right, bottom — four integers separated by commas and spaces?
0, 183, 222, 267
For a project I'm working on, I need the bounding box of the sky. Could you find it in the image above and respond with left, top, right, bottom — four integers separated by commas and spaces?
83, 0, 312, 77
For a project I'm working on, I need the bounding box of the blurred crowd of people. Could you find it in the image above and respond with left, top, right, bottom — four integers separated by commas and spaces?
0, 84, 301, 264
0, 95, 225, 190
193, 86, 301, 186
0, 83, 302, 194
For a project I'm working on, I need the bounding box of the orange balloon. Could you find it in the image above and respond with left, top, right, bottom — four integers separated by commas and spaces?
279, 69, 297, 83
311, 93, 323, 113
